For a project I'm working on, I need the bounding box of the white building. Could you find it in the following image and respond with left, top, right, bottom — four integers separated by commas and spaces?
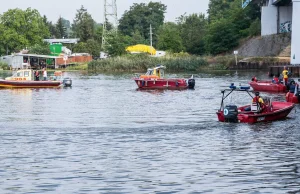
243, 0, 299, 64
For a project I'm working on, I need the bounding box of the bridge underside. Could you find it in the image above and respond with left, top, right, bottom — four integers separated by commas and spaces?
273, 0, 292, 6
246, 0, 292, 6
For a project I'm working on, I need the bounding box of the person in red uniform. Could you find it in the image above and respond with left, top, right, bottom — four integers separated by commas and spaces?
252, 92, 266, 112
272, 76, 279, 84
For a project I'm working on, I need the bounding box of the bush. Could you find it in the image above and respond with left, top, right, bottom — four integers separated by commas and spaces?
0, 61, 10, 70
88, 54, 208, 72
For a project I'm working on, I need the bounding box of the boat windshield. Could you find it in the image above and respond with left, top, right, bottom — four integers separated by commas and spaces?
145, 69, 153, 75
12, 71, 23, 77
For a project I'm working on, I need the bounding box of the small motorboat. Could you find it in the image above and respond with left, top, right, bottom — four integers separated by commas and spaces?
249, 77, 296, 93
249, 80, 287, 92
216, 84, 295, 123
133, 65, 195, 90
0, 69, 72, 88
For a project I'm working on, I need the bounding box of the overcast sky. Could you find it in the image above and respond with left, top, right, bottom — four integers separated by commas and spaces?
0, 0, 209, 23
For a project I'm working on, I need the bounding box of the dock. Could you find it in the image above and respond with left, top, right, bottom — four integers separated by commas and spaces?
230, 61, 300, 77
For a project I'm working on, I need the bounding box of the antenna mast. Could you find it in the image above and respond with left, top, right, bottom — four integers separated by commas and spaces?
102, 0, 118, 50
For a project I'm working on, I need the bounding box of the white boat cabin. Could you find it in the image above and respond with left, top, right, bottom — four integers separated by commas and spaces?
5, 69, 35, 81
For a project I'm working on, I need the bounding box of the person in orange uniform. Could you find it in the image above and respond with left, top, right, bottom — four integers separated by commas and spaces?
252, 92, 266, 112
282, 66, 289, 85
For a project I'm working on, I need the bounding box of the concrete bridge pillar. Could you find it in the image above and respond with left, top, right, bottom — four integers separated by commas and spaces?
291, 0, 300, 65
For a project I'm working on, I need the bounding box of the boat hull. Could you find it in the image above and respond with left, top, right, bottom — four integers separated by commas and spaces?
217, 102, 295, 124
0, 80, 62, 88
249, 81, 286, 92
134, 78, 191, 90
286, 92, 300, 103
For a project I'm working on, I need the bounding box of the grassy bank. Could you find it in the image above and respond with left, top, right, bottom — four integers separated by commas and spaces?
88, 54, 208, 72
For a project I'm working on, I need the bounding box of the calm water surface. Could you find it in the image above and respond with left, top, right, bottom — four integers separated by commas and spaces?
0, 70, 300, 193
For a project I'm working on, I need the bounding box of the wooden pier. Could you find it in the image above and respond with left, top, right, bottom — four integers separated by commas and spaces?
269, 65, 300, 77
230, 61, 300, 77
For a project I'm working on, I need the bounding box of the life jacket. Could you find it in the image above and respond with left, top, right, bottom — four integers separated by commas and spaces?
252, 96, 260, 103
283, 70, 288, 79
35, 71, 39, 76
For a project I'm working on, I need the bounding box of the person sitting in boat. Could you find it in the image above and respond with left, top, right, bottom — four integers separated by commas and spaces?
252, 92, 266, 113
251, 76, 257, 82
272, 76, 279, 84
289, 80, 298, 93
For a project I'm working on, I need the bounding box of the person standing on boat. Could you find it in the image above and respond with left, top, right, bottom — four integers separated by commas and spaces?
35, 70, 40, 81
43, 68, 47, 81
282, 66, 289, 86
252, 92, 266, 112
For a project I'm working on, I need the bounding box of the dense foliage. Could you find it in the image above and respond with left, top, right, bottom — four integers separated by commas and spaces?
0, 8, 49, 55
0, 0, 261, 57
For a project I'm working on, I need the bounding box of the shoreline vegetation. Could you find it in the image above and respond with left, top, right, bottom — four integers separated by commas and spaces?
88, 54, 208, 72
1, 54, 285, 73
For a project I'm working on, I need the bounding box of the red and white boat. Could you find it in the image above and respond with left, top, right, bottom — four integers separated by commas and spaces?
133, 65, 195, 90
216, 84, 295, 124
0, 69, 72, 88
249, 80, 287, 92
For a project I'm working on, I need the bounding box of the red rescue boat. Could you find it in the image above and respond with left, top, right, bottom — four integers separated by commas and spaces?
249, 80, 287, 92
133, 65, 195, 90
216, 84, 295, 124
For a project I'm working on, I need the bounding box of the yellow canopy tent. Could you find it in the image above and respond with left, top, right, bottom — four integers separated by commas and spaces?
126, 44, 156, 55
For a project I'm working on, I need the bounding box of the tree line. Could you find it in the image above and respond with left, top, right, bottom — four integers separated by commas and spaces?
0, 0, 261, 57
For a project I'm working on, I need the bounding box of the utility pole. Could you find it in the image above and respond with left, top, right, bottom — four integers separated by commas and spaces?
102, 0, 118, 51
150, 24, 153, 55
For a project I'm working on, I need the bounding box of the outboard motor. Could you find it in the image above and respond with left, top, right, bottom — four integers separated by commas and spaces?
224, 104, 238, 123
188, 75, 195, 89
63, 77, 72, 87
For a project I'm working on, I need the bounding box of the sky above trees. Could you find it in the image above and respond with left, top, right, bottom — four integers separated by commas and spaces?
0, 0, 209, 23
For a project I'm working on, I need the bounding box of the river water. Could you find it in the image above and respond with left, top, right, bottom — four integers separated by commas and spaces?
0, 70, 300, 194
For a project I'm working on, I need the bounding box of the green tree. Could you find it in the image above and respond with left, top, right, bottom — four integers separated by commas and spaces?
43, 15, 57, 38
0, 8, 49, 55
94, 26, 103, 44
177, 13, 207, 55
29, 43, 51, 55
56, 16, 67, 38
130, 30, 147, 45
207, 0, 235, 22
73, 39, 101, 57
118, 2, 167, 45
106, 33, 132, 56
71, 5, 95, 42
204, 18, 239, 55
157, 22, 184, 53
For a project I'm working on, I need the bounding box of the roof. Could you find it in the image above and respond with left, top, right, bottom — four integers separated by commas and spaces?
44, 39, 80, 44
13, 53, 60, 59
